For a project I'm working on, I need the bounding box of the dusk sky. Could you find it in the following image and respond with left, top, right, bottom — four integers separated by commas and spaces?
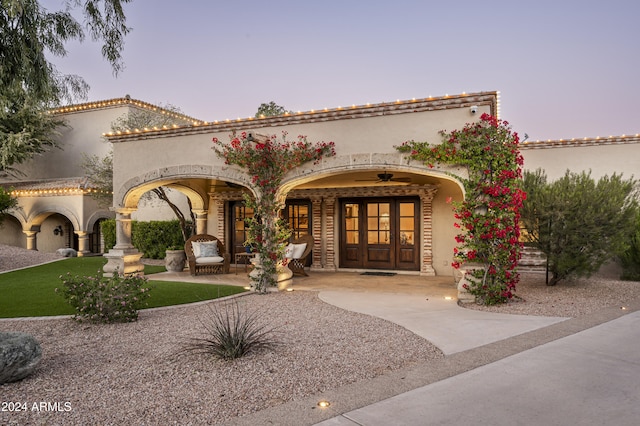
47, 0, 639, 142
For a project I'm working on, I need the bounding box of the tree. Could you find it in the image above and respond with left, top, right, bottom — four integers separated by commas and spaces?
81, 149, 113, 206
521, 169, 638, 285
254, 102, 291, 118
82, 106, 196, 242
0, 186, 18, 225
0, 88, 64, 176
109, 103, 186, 132
1, 0, 132, 174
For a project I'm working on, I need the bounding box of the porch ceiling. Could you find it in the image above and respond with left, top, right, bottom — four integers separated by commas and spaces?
295, 171, 441, 189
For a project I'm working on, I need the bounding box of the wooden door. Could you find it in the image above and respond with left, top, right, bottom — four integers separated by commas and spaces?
340, 198, 419, 271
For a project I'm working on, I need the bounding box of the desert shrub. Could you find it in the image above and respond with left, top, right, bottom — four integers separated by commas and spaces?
521, 169, 637, 285
57, 271, 151, 323
184, 300, 279, 360
620, 210, 640, 281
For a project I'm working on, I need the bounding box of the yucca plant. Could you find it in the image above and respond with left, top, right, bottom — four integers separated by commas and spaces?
185, 300, 279, 360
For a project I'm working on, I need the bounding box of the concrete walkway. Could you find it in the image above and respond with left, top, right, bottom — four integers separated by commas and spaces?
318, 291, 566, 355
317, 309, 640, 426
150, 268, 640, 426
151, 269, 567, 355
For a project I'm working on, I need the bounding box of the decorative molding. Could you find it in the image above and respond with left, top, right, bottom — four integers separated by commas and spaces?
521, 134, 640, 150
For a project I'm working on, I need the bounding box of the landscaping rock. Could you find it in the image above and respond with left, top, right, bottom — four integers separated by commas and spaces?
0, 332, 42, 383
56, 248, 77, 257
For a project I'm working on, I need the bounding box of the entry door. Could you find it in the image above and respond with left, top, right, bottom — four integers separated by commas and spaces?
340, 198, 419, 270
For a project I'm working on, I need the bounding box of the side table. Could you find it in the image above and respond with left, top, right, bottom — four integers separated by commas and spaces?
235, 252, 256, 274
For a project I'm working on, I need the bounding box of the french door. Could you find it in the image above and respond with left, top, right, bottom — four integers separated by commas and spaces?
340, 198, 419, 270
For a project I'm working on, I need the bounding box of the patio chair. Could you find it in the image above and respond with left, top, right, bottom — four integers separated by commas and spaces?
184, 234, 230, 275
285, 234, 315, 276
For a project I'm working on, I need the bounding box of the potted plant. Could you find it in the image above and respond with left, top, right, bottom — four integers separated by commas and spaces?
165, 245, 186, 272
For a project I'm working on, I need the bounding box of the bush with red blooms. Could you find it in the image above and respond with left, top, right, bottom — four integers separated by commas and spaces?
213, 131, 335, 292
397, 114, 525, 304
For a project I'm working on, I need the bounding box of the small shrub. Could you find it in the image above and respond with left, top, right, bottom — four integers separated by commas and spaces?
100, 219, 186, 259
185, 300, 278, 360
132, 220, 185, 259
57, 271, 151, 323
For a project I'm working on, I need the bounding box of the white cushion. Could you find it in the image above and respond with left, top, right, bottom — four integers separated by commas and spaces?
199, 241, 219, 257
291, 243, 307, 259
195, 256, 225, 264
192, 241, 218, 258
284, 243, 295, 259
191, 241, 203, 258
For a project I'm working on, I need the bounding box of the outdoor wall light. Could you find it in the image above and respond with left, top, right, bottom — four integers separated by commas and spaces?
474, 204, 488, 216
317, 400, 330, 408
53, 225, 63, 236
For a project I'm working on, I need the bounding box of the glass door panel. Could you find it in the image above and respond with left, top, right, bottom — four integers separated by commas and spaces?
286, 202, 310, 239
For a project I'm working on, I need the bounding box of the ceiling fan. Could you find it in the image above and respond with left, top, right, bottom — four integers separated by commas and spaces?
210, 180, 243, 190
356, 171, 412, 184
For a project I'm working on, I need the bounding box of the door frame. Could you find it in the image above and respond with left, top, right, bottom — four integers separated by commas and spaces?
339, 197, 420, 271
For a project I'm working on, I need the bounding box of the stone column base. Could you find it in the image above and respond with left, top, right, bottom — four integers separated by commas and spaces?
103, 248, 144, 277
457, 264, 484, 304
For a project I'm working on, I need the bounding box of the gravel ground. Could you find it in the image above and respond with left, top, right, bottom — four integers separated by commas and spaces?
1, 244, 639, 424
0, 246, 442, 425
463, 271, 640, 318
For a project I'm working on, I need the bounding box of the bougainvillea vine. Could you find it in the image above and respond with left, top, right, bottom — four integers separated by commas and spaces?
396, 114, 526, 304
213, 131, 335, 292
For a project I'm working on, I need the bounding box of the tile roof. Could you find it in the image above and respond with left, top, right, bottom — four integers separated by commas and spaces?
48, 96, 204, 125
1, 177, 107, 197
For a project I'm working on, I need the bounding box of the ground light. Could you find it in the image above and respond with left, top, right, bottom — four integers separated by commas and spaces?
444, 296, 454, 300
317, 401, 330, 408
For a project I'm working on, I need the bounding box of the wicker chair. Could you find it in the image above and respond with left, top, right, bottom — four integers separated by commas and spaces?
184, 234, 230, 275
287, 234, 315, 276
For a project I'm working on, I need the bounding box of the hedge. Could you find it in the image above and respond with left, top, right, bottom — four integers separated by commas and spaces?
100, 219, 186, 259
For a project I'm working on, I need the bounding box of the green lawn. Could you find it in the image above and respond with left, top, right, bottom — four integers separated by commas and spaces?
0, 257, 247, 318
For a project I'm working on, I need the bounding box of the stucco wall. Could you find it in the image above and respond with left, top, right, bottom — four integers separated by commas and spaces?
0, 216, 25, 247
12, 107, 129, 179
111, 104, 489, 204
522, 141, 639, 181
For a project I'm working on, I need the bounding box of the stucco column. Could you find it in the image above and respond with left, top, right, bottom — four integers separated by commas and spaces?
103, 208, 144, 277
114, 208, 134, 249
420, 189, 438, 276
75, 231, 90, 257
193, 209, 208, 235
24, 231, 38, 251
324, 196, 337, 271
310, 197, 323, 270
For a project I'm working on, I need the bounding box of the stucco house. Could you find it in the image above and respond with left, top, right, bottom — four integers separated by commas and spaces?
1, 91, 638, 279
0, 97, 198, 255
